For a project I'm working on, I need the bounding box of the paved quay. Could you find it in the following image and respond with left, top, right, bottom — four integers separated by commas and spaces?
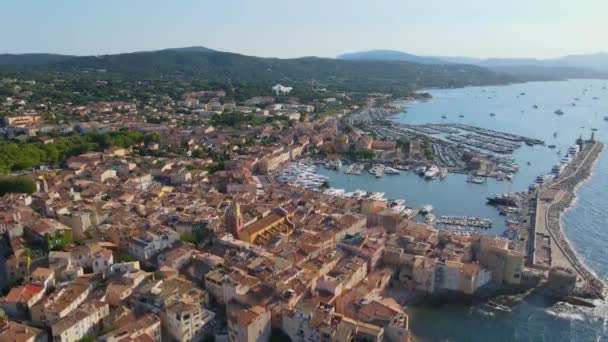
534, 141, 605, 298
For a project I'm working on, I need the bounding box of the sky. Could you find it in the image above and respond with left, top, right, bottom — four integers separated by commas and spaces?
2, 0, 607, 59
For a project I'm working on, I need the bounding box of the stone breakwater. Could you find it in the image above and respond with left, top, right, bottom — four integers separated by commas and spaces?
545, 142, 605, 298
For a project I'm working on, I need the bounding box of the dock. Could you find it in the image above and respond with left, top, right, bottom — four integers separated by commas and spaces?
346, 106, 539, 178
532, 141, 605, 298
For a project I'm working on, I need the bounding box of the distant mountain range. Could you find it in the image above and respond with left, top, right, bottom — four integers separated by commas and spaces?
339, 50, 446, 65
338, 50, 608, 80
2, 47, 606, 93
0, 47, 514, 92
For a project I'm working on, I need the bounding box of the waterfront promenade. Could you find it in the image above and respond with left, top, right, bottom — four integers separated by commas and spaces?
535, 141, 605, 298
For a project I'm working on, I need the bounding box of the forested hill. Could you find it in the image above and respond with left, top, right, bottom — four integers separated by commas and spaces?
0, 49, 514, 91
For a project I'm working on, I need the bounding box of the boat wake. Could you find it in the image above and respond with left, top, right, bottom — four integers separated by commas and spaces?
545, 307, 585, 321
476, 308, 495, 317
545, 301, 608, 323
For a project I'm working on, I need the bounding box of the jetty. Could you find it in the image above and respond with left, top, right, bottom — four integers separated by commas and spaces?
532, 140, 605, 298
346, 106, 538, 178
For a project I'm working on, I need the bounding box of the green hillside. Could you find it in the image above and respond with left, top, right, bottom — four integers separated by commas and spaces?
0, 49, 514, 93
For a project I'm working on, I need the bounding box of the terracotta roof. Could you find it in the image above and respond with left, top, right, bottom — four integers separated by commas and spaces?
0, 321, 43, 342
3, 284, 43, 304
243, 213, 284, 235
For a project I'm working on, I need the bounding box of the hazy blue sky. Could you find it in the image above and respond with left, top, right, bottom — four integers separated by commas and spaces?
2, 0, 607, 58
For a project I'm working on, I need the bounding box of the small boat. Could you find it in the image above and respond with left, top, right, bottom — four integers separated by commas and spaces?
572, 103, 576, 106
548, 145, 556, 149
441, 115, 447, 119
526, 161, 531, 165
593, 97, 599, 100
525, 141, 534, 147
520, 92, 526, 96
490, 113, 496, 117
467, 176, 485, 184
553, 132, 558, 138
604, 116, 608, 122
591, 128, 598, 132
384, 166, 400, 175
533, 104, 538, 109
459, 115, 464, 118
554, 109, 564, 115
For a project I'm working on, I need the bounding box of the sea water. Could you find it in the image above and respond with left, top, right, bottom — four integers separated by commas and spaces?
318, 79, 608, 341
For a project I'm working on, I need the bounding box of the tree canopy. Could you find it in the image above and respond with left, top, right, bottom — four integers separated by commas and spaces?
0, 130, 156, 173
0, 176, 36, 195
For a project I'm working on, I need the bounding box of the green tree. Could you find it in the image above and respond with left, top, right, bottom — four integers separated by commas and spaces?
0, 176, 36, 195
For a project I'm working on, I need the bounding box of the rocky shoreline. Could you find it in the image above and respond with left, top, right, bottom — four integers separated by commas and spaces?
544, 142, 605, 299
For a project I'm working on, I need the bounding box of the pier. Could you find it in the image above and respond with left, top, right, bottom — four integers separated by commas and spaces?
347, 105, 540, 179
533, 141, 605, 298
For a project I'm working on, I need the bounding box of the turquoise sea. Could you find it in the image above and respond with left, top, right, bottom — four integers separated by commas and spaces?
318, 79, 608, 341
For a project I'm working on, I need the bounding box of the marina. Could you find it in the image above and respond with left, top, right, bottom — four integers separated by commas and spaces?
334, 79, 608, 342
277, 80, 608, 342
352, 116, 531, 180
276, 160, 330, 189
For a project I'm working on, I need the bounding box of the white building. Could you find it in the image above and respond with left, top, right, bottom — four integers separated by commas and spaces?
128, 228, 179, 261
51, 300, 109, 342
163, 301, 215, 342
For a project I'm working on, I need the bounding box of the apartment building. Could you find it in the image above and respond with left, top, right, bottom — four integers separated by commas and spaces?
50, 300, 109, 342
226, 302, 271, 342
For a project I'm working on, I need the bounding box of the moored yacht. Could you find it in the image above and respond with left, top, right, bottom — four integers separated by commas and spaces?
551, 164, 565, 176
384, 166, 400, 175
369, 164, 385, 178
424, 165, 440, 180
536, 174, 554, 184
467, 175, 485, 184
414, 166, 426, 176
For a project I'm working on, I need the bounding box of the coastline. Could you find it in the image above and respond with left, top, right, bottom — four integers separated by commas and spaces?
537, 142, 605, 298
366, 80, 608, 341
356, 103, 605, 300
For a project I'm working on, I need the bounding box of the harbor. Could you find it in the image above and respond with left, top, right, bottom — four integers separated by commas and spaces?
308, 139, 606, 299
276, 80, 608, 341
359, 79, 608, 342
348, 106, 530, 182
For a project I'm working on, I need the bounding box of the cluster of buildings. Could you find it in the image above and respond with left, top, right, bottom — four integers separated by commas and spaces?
0, 81, 529, 342
1, 78, 349, 145
0, 144, 524, 342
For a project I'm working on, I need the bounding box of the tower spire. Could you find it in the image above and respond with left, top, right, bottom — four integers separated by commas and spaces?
225, 201, 243, 236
